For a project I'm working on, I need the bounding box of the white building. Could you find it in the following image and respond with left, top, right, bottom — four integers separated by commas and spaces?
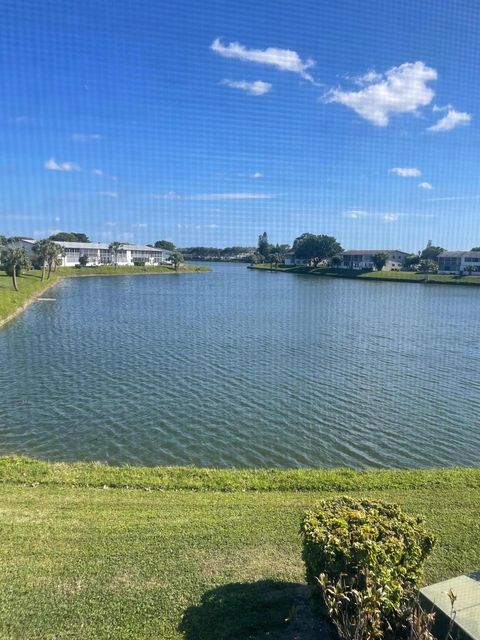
340, 250, 408, 271
14, 238, 171, 267
438, 251, 480, 274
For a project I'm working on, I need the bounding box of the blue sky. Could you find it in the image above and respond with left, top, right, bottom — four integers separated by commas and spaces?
1, 0, 479, 251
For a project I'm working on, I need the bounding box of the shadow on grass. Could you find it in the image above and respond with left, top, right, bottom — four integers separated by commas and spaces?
179, 580, 333, 640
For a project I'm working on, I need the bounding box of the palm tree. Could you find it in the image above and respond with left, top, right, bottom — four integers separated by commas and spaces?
170, 250, 184, 271
109, 242, 123, 269
32, 239, 51, 281
46, 243, 64, 278
1, 247, 31, 291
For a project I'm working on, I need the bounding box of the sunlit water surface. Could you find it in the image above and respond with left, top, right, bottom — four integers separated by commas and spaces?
1, 263, 479, 468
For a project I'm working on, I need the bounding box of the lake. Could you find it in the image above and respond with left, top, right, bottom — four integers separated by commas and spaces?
1, 263, 479, 468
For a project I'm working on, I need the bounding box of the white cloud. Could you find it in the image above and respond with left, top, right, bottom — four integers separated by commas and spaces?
99, 191, 118, 198
251, 172, 263, 179
154, 191, 274, 201
211, 38, 315, 82
72, 133, 103, 141
383, 213, 399, 222
105, 221, 116, 227
222, 79, 271, 96
418, 182, 433, 190
177, 224, 220, 230
44, 157, 80, 172
326, 61, 437, 126
92, 169, 103, 176
389, 167, 422, 177
432, 103, 452, 112
54, 216, 61, 222
341, 210, 404, 223
427, 108, 471, 132
132, 223, 147, 228
342, 210, 371, 219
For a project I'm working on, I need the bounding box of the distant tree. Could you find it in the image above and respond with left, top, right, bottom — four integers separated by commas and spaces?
49, 232, 90, 243
32, 239, 52, 281
109, 242, 123, 269
170, 250, 184, 271
372, 252, 390, 272
154, 240, 176, 251
420, 241, 444, 262
471, 247, 480, 252
404, 254, 421, 270
267, 251, 283, 269
46, 243, 65, 277
419, 259, 438, 274
257, 232, 273, 261
293, 234, 343, 267
78, 254, 89, 267
464, 265, 476, 276
0, 235, 6, 246
330, 255, 342, 268
1, 246, 31, 291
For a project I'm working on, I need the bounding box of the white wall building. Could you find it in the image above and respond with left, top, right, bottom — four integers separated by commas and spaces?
438, 251, 480, 274
340, 250, 408, 271
14, 238, 171, 267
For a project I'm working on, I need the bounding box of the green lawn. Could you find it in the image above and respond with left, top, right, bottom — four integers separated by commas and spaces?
250, 263, 480, 285
0, 270, 59, 324
0, 458, 479, 639
56, 264, 210, 277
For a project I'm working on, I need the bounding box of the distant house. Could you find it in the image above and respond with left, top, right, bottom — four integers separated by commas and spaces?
284, 252, 307, 266
438, 251, 480, 274
12, 238, 171, 267
339, 250, 408, 271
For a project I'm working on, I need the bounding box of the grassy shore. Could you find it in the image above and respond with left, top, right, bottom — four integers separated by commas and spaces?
0, 264, 210, 325
0, 270, 60, 326
250, 263, 480, 285
0, 458, 479, 639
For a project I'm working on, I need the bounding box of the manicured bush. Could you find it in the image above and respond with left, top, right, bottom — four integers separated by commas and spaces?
300, 497, 435, 640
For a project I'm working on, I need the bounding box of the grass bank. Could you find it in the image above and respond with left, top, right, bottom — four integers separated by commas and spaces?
56, 264, 210, 277
0, 264, 210, 326
0, 458, 479, 639
249, 263, 480, 285
0, 270, 60, 327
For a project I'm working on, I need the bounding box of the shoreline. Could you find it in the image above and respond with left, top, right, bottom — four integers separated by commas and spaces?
0, 265, 211, 330
0, 276, 60, 330
249, 263, 480, 286
1, 456, 478, 491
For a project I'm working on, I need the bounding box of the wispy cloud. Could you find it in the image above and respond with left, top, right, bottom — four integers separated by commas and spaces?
211, 38, 315, 82
177, 224, 220, 230
71, 133, 103, 142
389, 167, 422, 177
154, 191, 274, 201
427, 108, 471, 132
132, 223, 147, 228
418, 182, 433, 190
383, 213, 399, 222
326, 61, 437, 126
251, 172, 263, 179
92, 169, 103, 176
99, 191, 118, 198
341, 209, 432, 222
44, 158, 80, 172
222, 79, 272, 96
342, 210, 371, 219
105, 221, 116, 227
426, 194, 480, 202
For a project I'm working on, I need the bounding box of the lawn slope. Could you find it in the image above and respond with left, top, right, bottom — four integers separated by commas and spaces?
249, 263, 480, 285
0, 458, 479, 639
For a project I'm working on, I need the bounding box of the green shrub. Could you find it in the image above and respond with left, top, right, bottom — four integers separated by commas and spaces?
300, 497, 435, 639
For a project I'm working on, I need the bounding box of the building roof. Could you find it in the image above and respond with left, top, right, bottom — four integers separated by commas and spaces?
53, 241, 168, 253
439, 251, 480, 258
342, 249, 408, 256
